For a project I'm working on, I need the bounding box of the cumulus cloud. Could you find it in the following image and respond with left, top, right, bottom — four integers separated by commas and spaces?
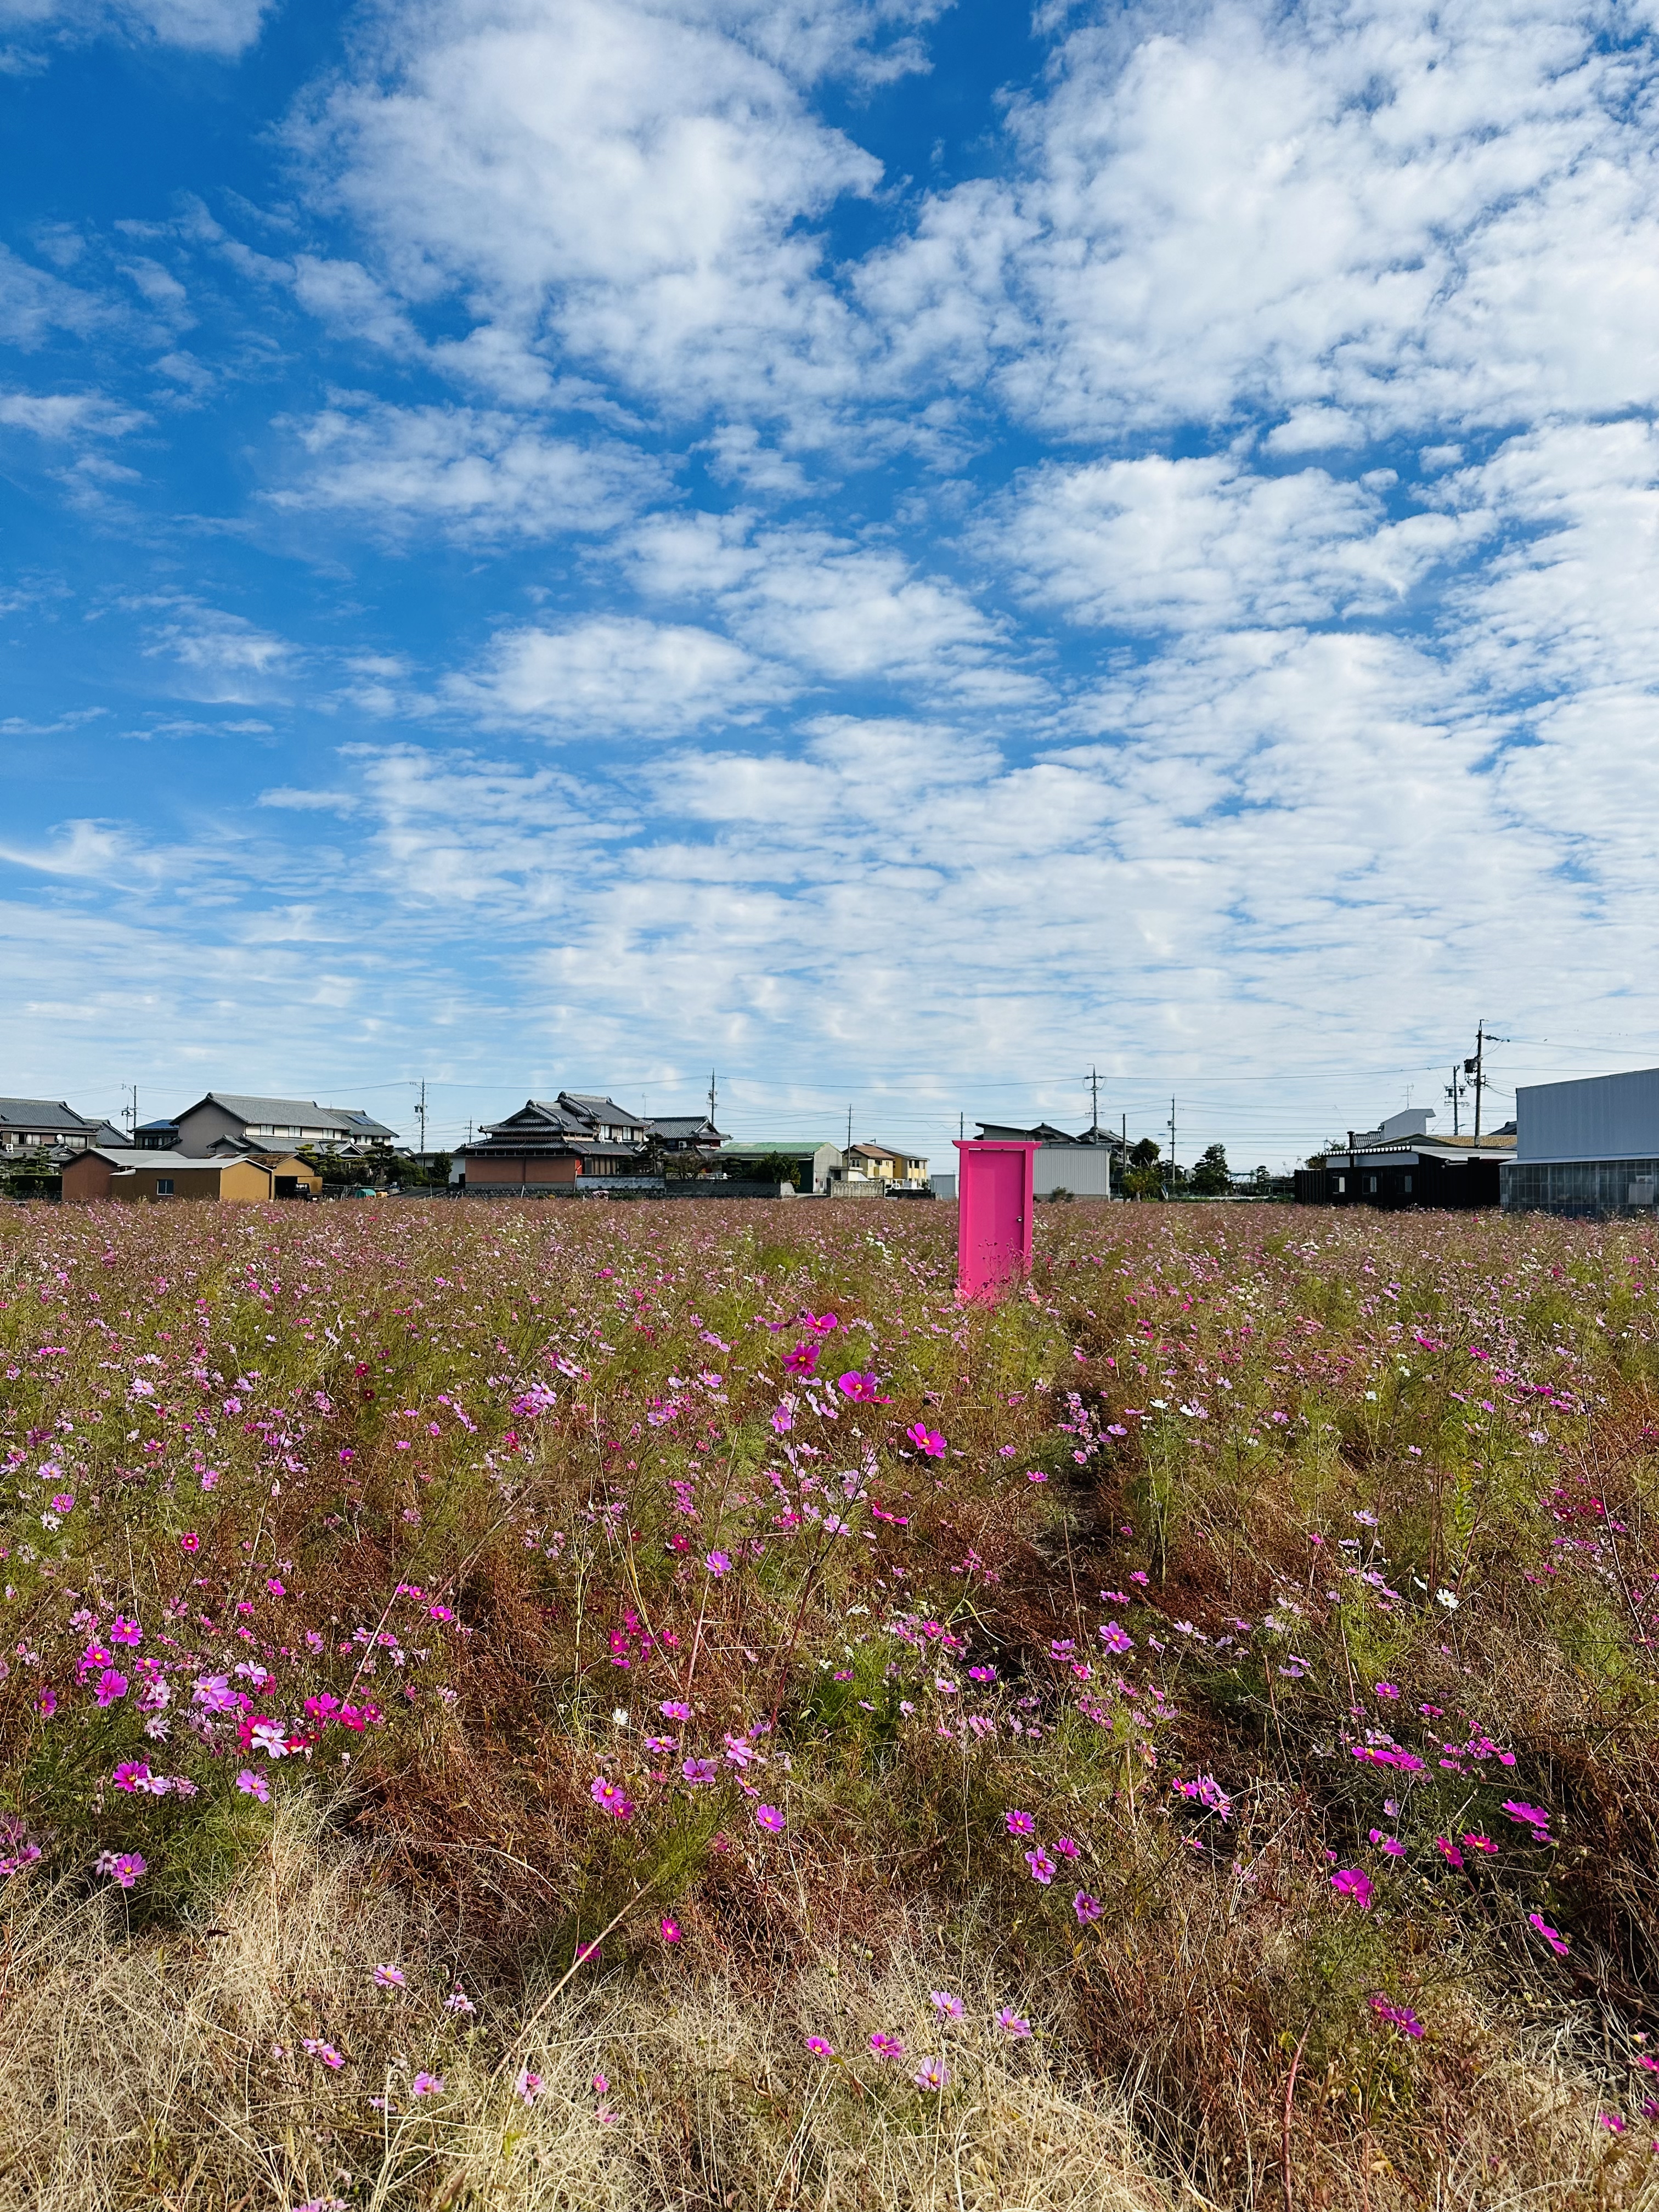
993, 456, 1478, 631
449, 614, 794, 734
288, 0, 896, 430
271, 398, 663, 543
625, 511, 1035, 695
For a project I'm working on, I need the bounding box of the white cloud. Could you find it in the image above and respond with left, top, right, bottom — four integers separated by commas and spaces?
290, 0, 899, 430
0, 0, 270, 55
449, 614, 792, 733
136, 601, 297, 701
0, 388, 145, 436
994, 455, 1479, 631
626, 510, 1034, 694
861, 0, 1659, 441
272, 397, 662, 543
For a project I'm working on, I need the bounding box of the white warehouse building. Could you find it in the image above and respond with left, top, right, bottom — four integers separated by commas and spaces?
1504, 1066, 1659, 1216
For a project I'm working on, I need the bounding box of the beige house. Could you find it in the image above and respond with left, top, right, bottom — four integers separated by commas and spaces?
61, 1148, 314, 1204
841, 1142, 929, 1187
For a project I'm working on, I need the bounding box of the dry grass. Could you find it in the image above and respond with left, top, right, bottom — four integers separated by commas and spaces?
0, 1799, 1170, 2212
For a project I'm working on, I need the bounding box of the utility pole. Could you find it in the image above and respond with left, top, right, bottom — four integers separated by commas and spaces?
1089, 1065, 1101, 1137
958, 1110, 964, 1142
846, 1102, 853, 1152
416, 1080, 427, 1160
1167, 1097, 1177, 1192
1445, 1064, 1464, 1137
1465, 1025, 1485, 1144
125, 1084, 138, 1137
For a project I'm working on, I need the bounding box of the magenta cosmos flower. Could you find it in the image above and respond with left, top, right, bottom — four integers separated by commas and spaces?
904, 1422, 946, 1457
913, 2056, 950, 2091
754, 1804, 785, 1833
1025, 1848, 1056, 1885
95, 1850, 146, 1888
94, 1668, 128, 1708
1004, 1808, 1034, 1837
1528, 1912, 1570, 1956
590, 1776, 635, 1819
805, 2035, 835, 2059
837, 1371, 884, 1402
704, 1550, 732, 1577
1330, 1868, 1374, 1909
1098, 1621, 1134, 1654
783, 1341, 820, 1377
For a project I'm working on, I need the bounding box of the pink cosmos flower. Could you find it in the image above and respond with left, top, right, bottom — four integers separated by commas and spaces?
837, 1371, 883, 1402
805, 2035, 834, 2059
929, 1991, 964, 2022
1434, 1837, 1464, 1869
1502, 1801, 1552, 1835
904, 1423, 946, 1457
1330, 1868, 1374, 1910
50, 1493, 75, 1516
1374, 1682, 1399, 1700
661, 1701, 692, 1720
805, 1311, 839, 1334
783, 1341, 820, 1378
94, 1668, 128, 1708
1369, 1996, 1424, 2039
1528, 1912, 1570, 1956
302, 2038, 345, 2068
410, 2073, 443, 2098
1053, 1836, 1080, 1859
36, 1687, 56, 1719
913, 2056, 950, 2091
591, 2073, 609, 2095
996, 2008, 1032, 2039
236, 1768, 270, 1803
114, 1761, 150, 1792
704, 1550, 732, 1577
1074, 1891, 1103, 1925
1463, 1832, 1498, 1854
755, 1804, 785, 1834
591, 1777, 635, 1819
1003, 1808, 1035, 1837
659, 1917, 683, 1944
515, 2068, 543, 2104
109, 1618, 142, 1647
445, 1990, 476, 2015
373, 1965, 407, 1990
1099, 1622, 1133, 1654
179, 1532, 199, 1554
1025, 1848, 1056, 1885
96, 1850, 145, 1888
868, 2033, 905, 2061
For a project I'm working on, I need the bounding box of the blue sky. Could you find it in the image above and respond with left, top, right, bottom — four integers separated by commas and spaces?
3, 0, 1657, 1165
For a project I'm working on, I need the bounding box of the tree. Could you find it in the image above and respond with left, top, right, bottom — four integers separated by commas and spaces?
1189, 1142, 1231, 1196
1124, 1137, 1164, 1201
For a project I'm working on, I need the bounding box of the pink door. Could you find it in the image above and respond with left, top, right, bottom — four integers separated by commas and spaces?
954, 1141, 1037, 1300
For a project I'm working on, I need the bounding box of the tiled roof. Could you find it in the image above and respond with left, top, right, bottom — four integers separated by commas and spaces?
0, 1098, 96, 1132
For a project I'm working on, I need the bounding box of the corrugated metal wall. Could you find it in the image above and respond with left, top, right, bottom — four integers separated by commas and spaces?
1515, 1066, 1659, 1163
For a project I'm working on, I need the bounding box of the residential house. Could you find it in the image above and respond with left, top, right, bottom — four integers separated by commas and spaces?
1503, 1066, 1659, 1215
645, 1114, 726, 1157
1295, 1109, 1514, 1209
170, 1093, 398, 1156
459, 1097, 651, 1192
838, 1142, 929, 1189
719, 1140, 843, 1195
973, 1119, 1124, 1199
63, 1148, 284, 1204
0, 1098, 106, 1155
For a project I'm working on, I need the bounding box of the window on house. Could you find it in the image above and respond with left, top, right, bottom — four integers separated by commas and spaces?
1403, 1174, 1413, 1193
155, 1177, 174, 1197
1333, 1175, 1346, 1193
1367, 1175, 1378, 1193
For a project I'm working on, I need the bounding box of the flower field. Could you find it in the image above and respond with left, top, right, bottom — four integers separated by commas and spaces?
1, 1197, 1657, 2210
